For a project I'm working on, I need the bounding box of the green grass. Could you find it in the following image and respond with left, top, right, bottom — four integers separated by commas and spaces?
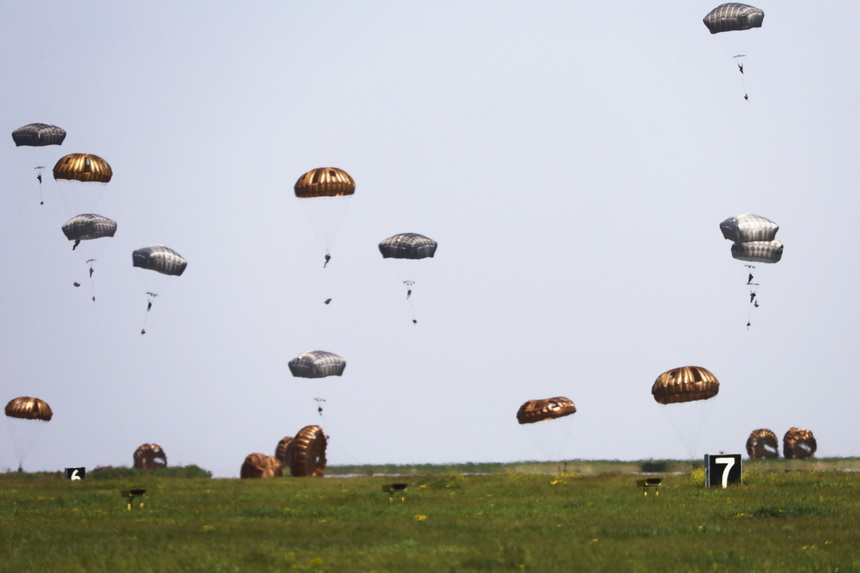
1, 462, 859, 572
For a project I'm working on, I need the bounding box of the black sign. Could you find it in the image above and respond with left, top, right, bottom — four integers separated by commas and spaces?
704, 454, 742, 488
65, 467, 86, 480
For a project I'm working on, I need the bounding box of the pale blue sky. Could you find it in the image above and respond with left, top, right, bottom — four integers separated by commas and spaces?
2, 1, 858, 477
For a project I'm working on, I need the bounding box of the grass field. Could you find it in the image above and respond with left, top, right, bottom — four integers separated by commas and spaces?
2, 460, 858, 572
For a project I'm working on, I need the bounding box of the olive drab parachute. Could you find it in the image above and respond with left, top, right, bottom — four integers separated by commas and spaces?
746, 428, 779, 458
5, 396, 53, 472
240, 453, 283, 478
783, 427, 817, 459
5, 396, 53, 421
293, 167, 356, 265
62, 214, 117, 245
288, 351, 346, 379
720, 214, 783, 327
703, 3, 764, 34
12, 123, 67, 147
286, 425, 327, 477
652, 367, 719, 459
132, 246, 187, 334
651, 366, 719, 405
133, 443, 167, 469
516, 397, 576, 425
13, 123, 67, 204
378, 233, 438, 323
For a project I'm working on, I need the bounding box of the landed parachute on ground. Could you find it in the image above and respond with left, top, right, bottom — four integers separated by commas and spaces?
288, 351, 346, 379
516, 397, 576, 425
12, 123, 67, 147
240, 453, 283, 479
746, 428, 779, 458
275, 436, 293, 466
783, 427, 817, 459
652, 366, 719, 405
703, 3, 764, 34
133, 443, 167, 469
287, 425, 327, 477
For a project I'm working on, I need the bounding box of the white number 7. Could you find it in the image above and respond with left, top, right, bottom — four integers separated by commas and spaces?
714, 457, 735, 488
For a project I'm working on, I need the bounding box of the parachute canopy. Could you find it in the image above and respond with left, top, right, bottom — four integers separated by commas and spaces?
294, 167, 355, 198
378, 233, 438, 260
287, 425, 327, 477
652, 366, 719, 405
53, 153, 112, 183
5, 396, 53, 421
746, 428, 779, 459
720, 214, 783, 264
783, 427, 817, 459
133, 443, 167, 469
12, 123, 67, 147
132, 246, 188, 276
517, 397, 576, 425
703, 3, 764, 34
61, 214, 117, 243
288, 350, 346, 379
241, 453, 283, 479
275, 436, 293, 465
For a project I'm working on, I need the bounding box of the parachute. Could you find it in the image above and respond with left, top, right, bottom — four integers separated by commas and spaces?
783, 427, 817, 459
288, 350, 346, 379
516, 397, 576, 425
652, 366, 719, 458
132, 246, 188, 334
293, 167, 356, 266
4, 396, 52, 472
133, 443, 167, 469
379, 233, 438, 323
746, 428, 779, 458
275, 436, 293, 466
703, 3, 764, 34
53, 153, 112, 183
13, 123, 67, 204
12, 123, 67, 147
240, 453, 283, 478
286, 425, 327, 477
62, 214, 117, 245
720, 214, 783, 327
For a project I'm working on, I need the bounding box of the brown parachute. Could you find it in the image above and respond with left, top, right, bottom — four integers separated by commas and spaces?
240, 453, 284, 479
274, 436, 293, 466
294, 167, 355, 198
516, 397, 576, 424
783, 427, 817, 459
651, 366, 719, 405
746, 428, 778, 458
133, 443, 167, 469
53, 153, 113, 183
5, 396, 53, 421
287, 425, 327, 477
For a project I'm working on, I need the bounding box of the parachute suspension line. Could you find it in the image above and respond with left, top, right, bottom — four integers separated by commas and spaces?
140, 292, 158, 335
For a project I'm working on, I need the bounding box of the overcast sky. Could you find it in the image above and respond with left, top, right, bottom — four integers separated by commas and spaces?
2, 1, 858, 478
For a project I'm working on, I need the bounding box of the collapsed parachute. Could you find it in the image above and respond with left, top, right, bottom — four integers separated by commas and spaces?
4, 396, 52, 472
5, 396, 53, 421
783, 427, 816, 459
12, 123, 67, 147
703, 3, 764, 34
287, 425, 327, 477
651, 366, 719, 405
275, 436, 293, 466
746, 428, 779, 458
241, 453, 283, 478
288, 351, 346, 379
133, 443, 167, 469
516, 397, 576, 425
